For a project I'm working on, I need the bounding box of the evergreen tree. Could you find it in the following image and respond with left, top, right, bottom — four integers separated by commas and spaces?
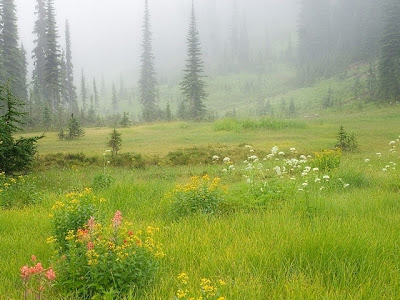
108, 128, 122, 156
0, 84, 42, 173
165, 101, 172, 122
65, 20, 78, 115
67, 113, 84, 139
180, 2, 207, 121
59, 50, 68, 106
120, 112, 131, 127
44, 0, 61, 112
32, 0, 47, 102
230, 0, 240, 66
1, 0, 26, 101
93, 77, 100, 113
111, 82, 118, 114
379, 0, 400, 101
19, 44, 28, 103
138, 0, 159, 122
80, 69, 87, 114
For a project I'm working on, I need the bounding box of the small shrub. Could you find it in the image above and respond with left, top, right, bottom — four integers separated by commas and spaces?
174, 272, 227, 300
51, 188, 104, 251
20, 255, 56, 300
312, 149, 341, 172
167, 175, 226, 218
54, 211, 164, 298
335, 125, 358, 151
0, 173, 41, 208
92, 173, 115, 191
107, 128, 122, 156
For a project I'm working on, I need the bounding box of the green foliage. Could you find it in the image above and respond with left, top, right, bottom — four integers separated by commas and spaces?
0, 84, 42, 174
51, 188, 103, 252
66, 113, 84, 140
312, 149, 342, 172
168, 175, 226, 218
335, 125, 358, 151
0, 173, 41, 208
54, 211, 164, 298
120, 112, 131, 127
107, 128, 122, 156
214, 117, 305, 132
92, 173, 114, 191
180, 3, 207, 121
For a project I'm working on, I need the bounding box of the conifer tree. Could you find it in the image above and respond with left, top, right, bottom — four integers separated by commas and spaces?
80, 69, 87, 114
59, 51, 68, 106
138, 0, 159, 122
379, 0, 400, 100
67, 113, 84, 139
230, 0, 240, 66
111, 82, 118, 114
93, 78, 100, 113
108, 128, 122, 156
19, 44, 28, 103
65, 20, 78, 115
44, 0, 61, 112
0, 1, 4, 84
120, 112, 131, 127
180, 1, 207, 121
239, 14, 249, 68
32, 0, 47, 102
1, 0, 26, 101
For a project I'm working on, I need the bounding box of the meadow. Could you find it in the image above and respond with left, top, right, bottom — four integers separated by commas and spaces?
2, 104, 400, 299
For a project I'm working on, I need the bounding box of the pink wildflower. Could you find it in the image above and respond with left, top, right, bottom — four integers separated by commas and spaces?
112, 210, 123, 227
87, 216, 96, 231
87, 241, 94, 250
45, 268, 56, 281
34, 263, 44, 273
20, 265, 30, 279
31, 255, 37, 262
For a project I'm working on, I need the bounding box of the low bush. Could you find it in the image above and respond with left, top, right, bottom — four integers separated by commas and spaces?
167, 175, 226, 218
54, 211, 164, 298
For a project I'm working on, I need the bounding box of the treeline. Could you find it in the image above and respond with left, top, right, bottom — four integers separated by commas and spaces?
298, 0, 400, 101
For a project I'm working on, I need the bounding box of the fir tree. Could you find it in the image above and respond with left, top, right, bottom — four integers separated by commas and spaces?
379, 0, 400, 100
67, 113, 84, 139
0, 84, 42, 173
65, 20, 78, 115
180, 2, 207, 121
44, 0, 61, 112
165, 101, 172, 122
111, 82, 118, 114
239, 14, 249, 68
120, 112, 131, 127
108, 128, 122, 156
1, 0, 26, 101
80, 69, 87, 114
138, 0, 159, 122
32, 0, 47, 102
230, 0, 240, 66
19, 44, 28, 103
59, 50, 68, 106
93, 77, 100, 113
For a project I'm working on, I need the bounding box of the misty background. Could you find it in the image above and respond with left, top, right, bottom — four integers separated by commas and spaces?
16, 0, 297, 86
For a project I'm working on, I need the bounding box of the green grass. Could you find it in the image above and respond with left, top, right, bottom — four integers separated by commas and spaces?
4, 66, 400, 298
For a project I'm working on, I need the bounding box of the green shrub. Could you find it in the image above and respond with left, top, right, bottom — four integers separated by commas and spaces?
54, 211, 164, 298
92, 173, 115, 191
51, 188, 104, 251
167, 175, 226, 218
335, 125, 358, 151
0, 172, 41, 208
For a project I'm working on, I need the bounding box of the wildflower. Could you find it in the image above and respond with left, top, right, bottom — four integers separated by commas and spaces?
382, 168, 387, 172
300, 155, 307, 160
271, 146, 278, 155
218, 279, 227, 286
364, 159, 370, 163
278, 151, 285, 156
112, 210, 123, 227
248, 155, 258, 161
31, 255, 37, 262
343, 183, 350, 188
176, 289, 187, 299
302, 182, 308, 187
389, 141, 396, 145
273, 166, 282, 176
223, 157, 231, 163
315, 177, 321, 183
290, 147, 296, 152
20, 266, 30, 279
177, 272, 189, 284
45, 268, 56, 281
87, 216, 96, 231
312, 167, 319, 172
34, 263, 44, 273
245, 145, 253, 148
212, 155, 219, 161
376, 153, 382, 157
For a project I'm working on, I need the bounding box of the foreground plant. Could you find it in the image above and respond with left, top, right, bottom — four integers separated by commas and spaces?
54, 211, 164, 298
167, 175, 226, 218
174, 272, 227, 300
51, 188, 105, 251
20, 255, 56, 300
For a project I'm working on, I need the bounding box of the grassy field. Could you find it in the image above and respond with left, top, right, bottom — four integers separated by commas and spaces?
2, 102, 400, 299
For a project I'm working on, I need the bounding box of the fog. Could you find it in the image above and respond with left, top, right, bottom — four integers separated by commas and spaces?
16, 0, 297, 86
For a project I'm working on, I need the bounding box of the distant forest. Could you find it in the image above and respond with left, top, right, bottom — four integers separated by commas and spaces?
0, 0, 399, 129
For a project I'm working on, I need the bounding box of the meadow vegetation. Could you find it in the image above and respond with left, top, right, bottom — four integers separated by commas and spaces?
2, 100, 400, 299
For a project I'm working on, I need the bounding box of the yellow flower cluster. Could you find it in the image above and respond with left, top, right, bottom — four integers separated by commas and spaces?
313, 149, 342, 171
51, 188, 105, 213
175, 273, 227, 300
